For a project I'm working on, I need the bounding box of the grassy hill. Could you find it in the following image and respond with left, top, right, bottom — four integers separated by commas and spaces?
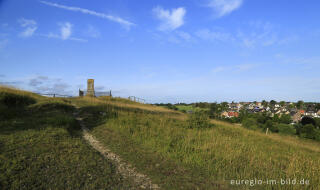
0, 87, 139, 189
1, 86, 319, 189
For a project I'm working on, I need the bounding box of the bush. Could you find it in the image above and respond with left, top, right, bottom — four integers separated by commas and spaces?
301, 116, 316, 126
277, 124, 296, 135
300, 124, 317, 139
265, 120, 279, 133
0, 92, 36, 107
187, 111, 213, 129
279, 114, 292, 124
314, 118, 320, 129
242, 118, 258, 130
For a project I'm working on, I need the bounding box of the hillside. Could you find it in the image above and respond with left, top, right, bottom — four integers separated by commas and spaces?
1, 86, 319, 189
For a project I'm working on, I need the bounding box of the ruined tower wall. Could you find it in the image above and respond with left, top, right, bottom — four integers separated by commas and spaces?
87, 79, 95, 97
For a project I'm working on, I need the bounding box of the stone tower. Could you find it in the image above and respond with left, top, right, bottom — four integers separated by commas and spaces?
87, 79, 95, 97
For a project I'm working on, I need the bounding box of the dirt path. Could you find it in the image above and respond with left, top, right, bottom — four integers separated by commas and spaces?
73, 109, 160, 189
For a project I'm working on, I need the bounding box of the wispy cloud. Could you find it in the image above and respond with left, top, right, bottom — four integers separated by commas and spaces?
195, 28, 234, 42
60, 22, 72, 40
39, 1, 135, 28
237, 21, 282, 48
85, 25, 100, 38
42, 22, 87, 42
208, 0, 243, 17
29, 76, 48, 87
28, 75, 71, 94
151, 30, 196, 45
18, 18, 37, 37
176, 31, 191, 41
212, 63, 256, 73
153, 6, 186, 31
212, 66, 226, 73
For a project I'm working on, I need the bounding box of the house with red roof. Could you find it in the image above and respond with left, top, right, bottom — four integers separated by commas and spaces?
228, 111, 239, 118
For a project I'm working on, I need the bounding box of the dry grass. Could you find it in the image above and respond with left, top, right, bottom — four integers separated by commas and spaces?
72, 96, 183, 115
211, 119, 320, 153
2, 86, 319, 189
79, 102, 320, 189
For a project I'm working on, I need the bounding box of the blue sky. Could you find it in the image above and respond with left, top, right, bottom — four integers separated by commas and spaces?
0, 0, 320, 103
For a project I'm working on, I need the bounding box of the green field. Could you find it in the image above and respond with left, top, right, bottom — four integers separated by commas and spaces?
175, 105, 208, 112
1, 86, 320, 189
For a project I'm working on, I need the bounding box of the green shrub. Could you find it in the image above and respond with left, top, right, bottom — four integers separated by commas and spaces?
0, 92, 36, 107
187, 111, 213, 129
300, 124, 317, 139
242, 118, 258, 130
279, 114, 292, 124
277, 124, 296, 135
264, 120, 279, 133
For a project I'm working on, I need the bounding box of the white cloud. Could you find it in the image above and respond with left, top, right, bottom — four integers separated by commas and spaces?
212, 63, 256, 73
85, 25, 100, 38
39, 1, 135, 29
208, 0, 243, 17
237, 21, 279, 48
21, 27, 38, 37
60, 22, 72, 40
44, 33, 87, 42
176, 31, 191, 41
18, 18, 36, 27
153, 6, 186, 31
235, 63, 255, 71
151, 30, 196, 45
18, 18, 37, 37
27, 75, 72, 94
41, 22, 87, 42
196, 28, 233, 42
212, 66, 226, 73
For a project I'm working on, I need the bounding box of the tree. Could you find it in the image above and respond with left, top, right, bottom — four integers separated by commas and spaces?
314, 118, 320, 129
301, 116, 316, 126
288, 103, 295, 109
238, 109, 248, 123
256, 113, 269, 124
273, 114, 280, 123
277, 124, 296, 135
279, 101, 286, 107
262, 100, 268, 107
242, 118, 258, 130
220, 102, 229, 112
296, 100, 304, 109
209, 103, 219, 119
279, 114, 292, 124
270, 100, 277, 106
301, 124, 316, 139
265, 120, 279, 133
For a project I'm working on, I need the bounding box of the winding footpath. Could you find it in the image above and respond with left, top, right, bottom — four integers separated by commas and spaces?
73, 108, 160, 189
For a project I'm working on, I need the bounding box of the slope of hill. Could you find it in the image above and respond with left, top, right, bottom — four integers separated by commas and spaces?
73, 95, 320, 190
1, 86, 319, 189
0, 86, 140, 189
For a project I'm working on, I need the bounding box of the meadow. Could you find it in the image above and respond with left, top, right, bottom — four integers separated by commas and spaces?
1, 86, 319, 189
77, 98, 320, 190
0, 87, 139, 189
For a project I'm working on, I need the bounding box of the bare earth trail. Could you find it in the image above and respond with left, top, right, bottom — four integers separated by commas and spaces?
73, 108, 160, 190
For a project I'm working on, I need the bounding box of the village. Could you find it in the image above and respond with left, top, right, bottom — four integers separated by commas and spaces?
220, 101, 320, 123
